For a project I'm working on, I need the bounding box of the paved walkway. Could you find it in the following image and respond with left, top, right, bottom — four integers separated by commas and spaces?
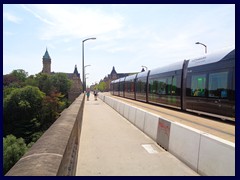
76, 94, 199, 176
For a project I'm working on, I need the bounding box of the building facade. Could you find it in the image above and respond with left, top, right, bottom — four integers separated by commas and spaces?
98, 66, 140, 91
42, 49, 82, 102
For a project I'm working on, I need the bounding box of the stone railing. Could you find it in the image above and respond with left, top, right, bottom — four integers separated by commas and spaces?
6, 94, 85, 176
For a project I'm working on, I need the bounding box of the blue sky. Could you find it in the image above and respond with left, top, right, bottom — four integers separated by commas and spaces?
3, 4, 235, 86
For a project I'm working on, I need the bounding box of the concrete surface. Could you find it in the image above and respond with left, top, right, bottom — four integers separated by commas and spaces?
198, 133, 235, 176
6, 95, 85, 176
76, 95, 199, 176
98, 93, 235, 176
168, 122, 202, 172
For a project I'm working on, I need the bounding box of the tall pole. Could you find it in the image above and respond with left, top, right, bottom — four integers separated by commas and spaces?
195, 42, 207, 54
82, 41, 84, 92
82, 37, 96, 92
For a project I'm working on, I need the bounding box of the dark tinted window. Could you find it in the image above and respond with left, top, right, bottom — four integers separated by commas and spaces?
136, 78, 147, 93
208, 71, 228, 98
191, 74, 206, 97
149, 76, 177, 95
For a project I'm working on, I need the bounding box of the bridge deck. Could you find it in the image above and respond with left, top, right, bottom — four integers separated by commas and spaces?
76, 94, 199, 176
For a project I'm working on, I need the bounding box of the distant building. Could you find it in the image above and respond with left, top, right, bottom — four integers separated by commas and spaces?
41, 49, 82, 102
42, 49, 51, 74
98, 66, 139, 91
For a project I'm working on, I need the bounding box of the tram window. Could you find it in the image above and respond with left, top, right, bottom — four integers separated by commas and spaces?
136, 79, 146, 93
208, 71, 228, 98
149, 80, 157, 94
149, 76, 177, 95
158, 78, 167, 95
172, 76, 177, 95
191, 74, 206, 97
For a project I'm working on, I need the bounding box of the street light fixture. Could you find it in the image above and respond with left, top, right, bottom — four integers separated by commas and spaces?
195, 42, 207, 54
141, 65, 148, 71
82, 37, 96, 92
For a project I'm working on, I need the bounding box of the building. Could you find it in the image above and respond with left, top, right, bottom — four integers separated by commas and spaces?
42, 48, 82, 102
98, 66, 140, 91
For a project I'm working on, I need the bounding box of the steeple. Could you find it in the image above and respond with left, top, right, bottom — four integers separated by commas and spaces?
73, 65, 80, 78
111, 66, 117, 75
43, 48, 51, 61
110, 66, 117, 80
42, 48, 51, 74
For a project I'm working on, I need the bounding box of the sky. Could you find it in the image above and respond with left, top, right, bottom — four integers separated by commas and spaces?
3, 4, 235, 86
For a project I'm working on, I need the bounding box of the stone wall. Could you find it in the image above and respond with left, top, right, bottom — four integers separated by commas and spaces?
6, 94, 85, 176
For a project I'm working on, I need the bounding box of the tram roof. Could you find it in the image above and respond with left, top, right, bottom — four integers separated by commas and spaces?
188, 47, 235, 68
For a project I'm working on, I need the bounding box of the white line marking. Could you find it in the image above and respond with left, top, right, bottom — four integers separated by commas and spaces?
141, 144, 158, 154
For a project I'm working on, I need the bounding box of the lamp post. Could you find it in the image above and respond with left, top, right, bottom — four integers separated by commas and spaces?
84, 65, 91, 90
85, 73, 89, 89
195, 42, 207, 54
82, 37, 96, 92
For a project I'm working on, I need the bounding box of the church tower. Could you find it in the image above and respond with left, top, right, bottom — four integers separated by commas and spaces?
42, 48, 51, 74
68, 65, 82, 102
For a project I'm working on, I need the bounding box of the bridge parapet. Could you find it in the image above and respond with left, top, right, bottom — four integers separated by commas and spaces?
6, 94, 85, 176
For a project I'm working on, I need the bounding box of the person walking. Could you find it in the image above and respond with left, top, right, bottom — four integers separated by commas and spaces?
86, 90, 90, 101
94, 90, 98, 101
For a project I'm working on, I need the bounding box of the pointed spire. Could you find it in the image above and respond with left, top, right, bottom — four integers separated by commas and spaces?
111, 66, 117, 75
43, 48, 51, 60
74, 65, 79, 74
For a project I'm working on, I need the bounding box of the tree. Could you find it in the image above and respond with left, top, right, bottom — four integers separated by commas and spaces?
4, 86, 45, 143
35, 73, 53, 95
3, 74, 19, 87
25, 75, 38, 87
11, 69, 28, 82
3, 135, 28, 175
50, 73, 72, 96
98, 81, 107, 92
40, 92, 65, 131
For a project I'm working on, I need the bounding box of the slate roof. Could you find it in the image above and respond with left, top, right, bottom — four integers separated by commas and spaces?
43, 49, 51, 61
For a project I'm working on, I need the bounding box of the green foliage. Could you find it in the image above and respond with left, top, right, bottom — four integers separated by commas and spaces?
11, 69, 28, 82
3, 87, 17, 98
3, 135, 28, 175
35, 73, 53, 95
34, 73, 72, 96
3, 69, 29, 88
3, 74, 19, 87
25, 75, 38, 87
3, 70, 74, 165
97, 81, 107, 92
4, 86, 45, 143
50, 73, 72, 95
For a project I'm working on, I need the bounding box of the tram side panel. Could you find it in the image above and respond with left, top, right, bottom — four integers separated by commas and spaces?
185, 50, 235, 121
135, 71, 149, 102
125, 74, 137, 100
148, 70, 182, 109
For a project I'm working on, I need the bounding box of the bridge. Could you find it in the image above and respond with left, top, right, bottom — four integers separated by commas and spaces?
6, 93, 235, 176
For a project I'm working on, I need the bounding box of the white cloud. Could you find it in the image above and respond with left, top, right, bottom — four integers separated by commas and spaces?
20, 4, 55, 25
3, 12, 22, 23
21, 4, 124, 40
3, 31, 14, 36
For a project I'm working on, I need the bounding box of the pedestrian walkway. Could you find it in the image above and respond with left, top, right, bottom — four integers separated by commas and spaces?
76, 94, 199, 176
